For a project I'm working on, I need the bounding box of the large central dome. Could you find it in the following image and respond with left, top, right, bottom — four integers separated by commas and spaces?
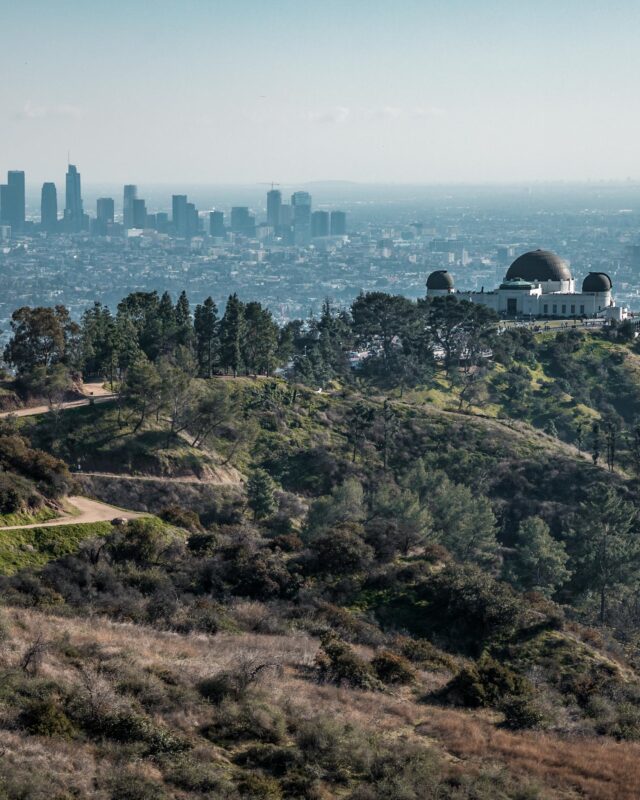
506, 249, 571, 283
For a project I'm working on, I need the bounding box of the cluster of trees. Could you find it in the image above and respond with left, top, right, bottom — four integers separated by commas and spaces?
2, 290, 499, 398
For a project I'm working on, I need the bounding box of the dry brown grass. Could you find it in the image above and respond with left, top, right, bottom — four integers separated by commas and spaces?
417, 707, 640, 800
3, 607, 640, 800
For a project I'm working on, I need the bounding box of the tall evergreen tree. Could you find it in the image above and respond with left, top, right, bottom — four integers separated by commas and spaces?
504, 517, 571, 597
175, 290, 193, 349
575, 487, 640, 624
194, 297, 219, 377
220, 293, 245, 377
247, 468, 277, 520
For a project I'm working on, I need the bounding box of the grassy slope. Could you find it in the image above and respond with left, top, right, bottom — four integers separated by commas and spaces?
0, 507, 58, 528
1, 606, 639, 800
0, 521, 112, 574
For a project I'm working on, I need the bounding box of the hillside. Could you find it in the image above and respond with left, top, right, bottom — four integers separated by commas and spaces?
3, 294, 640, 799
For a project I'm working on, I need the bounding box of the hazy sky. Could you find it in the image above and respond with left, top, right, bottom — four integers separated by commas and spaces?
2, 0, 640, 186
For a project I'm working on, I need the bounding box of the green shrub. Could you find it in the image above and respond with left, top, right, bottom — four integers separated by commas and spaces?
204, 699, 287, 745
187, 531, 218, 555
163, 757, 234, 792
234, 744, 303, 776
371, 650, 416, 685
161, 505, 203, 532
295, 715, 372, 783
237, 774, 283, 800
316, 634, 382, 691
199, 659, 275, 704
19, 697, 76, 738
500, 694, 547, 730
444, 655, 532, 709
397, 637, 457, 672
73, 705, 189, 754
105, 774, 170, 800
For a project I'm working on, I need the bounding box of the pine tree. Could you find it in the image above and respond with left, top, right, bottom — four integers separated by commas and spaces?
504, 517, 571, 597
247, 468, 277, 520
175, 290, 193, 349
576, 487, 639, 624
220, 293, 245, 377
194, 297, 219, 377
157, 291, 176, 354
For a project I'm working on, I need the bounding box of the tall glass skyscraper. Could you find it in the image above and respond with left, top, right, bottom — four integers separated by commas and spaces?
40, 182, 58, 232
291, 191, 312, 245
267, 189, 282, 229
0, 171, 26, 231
123, 185, 137, 229
64, 164, 84, 232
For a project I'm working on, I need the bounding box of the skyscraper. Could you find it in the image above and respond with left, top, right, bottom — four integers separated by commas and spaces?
172, 194, 188, 237
123, 185, 137, 229
230, 207, 255, 236
186, 202, 199, 237
330, 210, 347, 236
267, 189, 282, 229
64, 164, 84, 232
96, 197, 115, 226
311, 210, 329, 238
133, 198, 147, 229
41, 183, 58, 232
156, 212, 169, 233
209, 210, 225, 238
95, 197, 114, 235
278, 204, 292, 227
0, 171, 26, 231
0, 186, 9, 227
291, 191, 311, 245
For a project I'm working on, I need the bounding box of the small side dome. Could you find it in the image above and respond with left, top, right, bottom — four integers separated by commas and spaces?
426, 270, 454, 290
582, 272, 612, 293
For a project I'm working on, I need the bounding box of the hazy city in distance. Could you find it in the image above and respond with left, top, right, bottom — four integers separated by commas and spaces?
2, 163, 640, 342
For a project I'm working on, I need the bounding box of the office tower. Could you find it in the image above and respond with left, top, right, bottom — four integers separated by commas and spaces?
40, 183, 58, 232
7, 171, 25, 231
64, 164, 84, 232
133, 198, 147, 229
186, 202, 199, 236
123, 185, 137, 228
0, 171, 26, 231
156, 212, 169, 233
311, 210, 329, 238
172, 194, 188, 237
230, 206, 255, 236
0, 185, 9, 226
96, 197, 115, 226
291, 191, 311, 245
278, 204, 292, 227
266, 189, 282, 229
146, 214, 157, 230
330, 210, 347, 236
209, 210, 225, 237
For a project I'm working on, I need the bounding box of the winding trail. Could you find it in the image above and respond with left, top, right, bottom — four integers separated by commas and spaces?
0, 496, 142, 532
0, 383, 116, 419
